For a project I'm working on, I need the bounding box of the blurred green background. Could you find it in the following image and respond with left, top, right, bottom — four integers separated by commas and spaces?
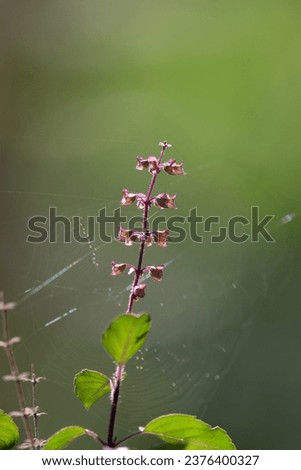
1, 0, 301, 450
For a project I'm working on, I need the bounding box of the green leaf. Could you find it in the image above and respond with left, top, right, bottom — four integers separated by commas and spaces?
143, 414, 236, 450
102, 313, 151, 365
43, 426, 86, 450
74, 369, 111, 409
0, 410, 19, 449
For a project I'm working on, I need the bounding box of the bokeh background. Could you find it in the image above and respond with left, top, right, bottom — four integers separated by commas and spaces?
1, 0, 301, 450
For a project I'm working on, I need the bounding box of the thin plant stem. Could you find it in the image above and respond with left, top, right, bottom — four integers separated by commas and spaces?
85, 429, 106, 447
114, 430, 143, 447
31, 364, 40, 450
1, 309, 34, 449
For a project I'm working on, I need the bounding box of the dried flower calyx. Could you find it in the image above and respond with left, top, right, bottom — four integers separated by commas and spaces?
0, 301, 16, 311
133, 284, 146, 302
117, 228, 169, 247
0, 337, 21, 348
2, 372, 30, 382
144, 265, 165, 281
18, 438, 47, 450
152, 192, 176, 209
136, 156, 159, 173
10, 406, 46, 418
121, 189, 146, 209
163, 159, 186, 176
151, 230, 169, 247
117, 228, 148, 246
111, 262, 136, 276
136, 156, 185, 176
111, 262, 127, 276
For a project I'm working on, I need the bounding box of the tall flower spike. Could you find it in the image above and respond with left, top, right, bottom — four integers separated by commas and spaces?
114, 142, 182, 312
107, 141, 185, 450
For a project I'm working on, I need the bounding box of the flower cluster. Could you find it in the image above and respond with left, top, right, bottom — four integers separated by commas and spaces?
117, 227, 169, 247
112, 141, 185, 310
121, 189, 176, 210
136, 156, 185, 176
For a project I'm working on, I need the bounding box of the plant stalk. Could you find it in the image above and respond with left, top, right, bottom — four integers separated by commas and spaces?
107, 363, 124, 448
31, 364, 40, 449
1, 309, 35, 449
107, 144, 167, 447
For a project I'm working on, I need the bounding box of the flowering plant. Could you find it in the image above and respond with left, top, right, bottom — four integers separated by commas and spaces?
1, 141, 235, 450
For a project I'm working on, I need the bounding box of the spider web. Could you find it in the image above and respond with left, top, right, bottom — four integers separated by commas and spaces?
0, 162, 295, 447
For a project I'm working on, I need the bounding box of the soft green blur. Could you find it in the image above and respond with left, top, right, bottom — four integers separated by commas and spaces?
1, 0, 301, 450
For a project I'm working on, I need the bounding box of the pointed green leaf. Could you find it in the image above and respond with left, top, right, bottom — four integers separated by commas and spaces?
43, 426, 86, 450
0, 410, 19, 449
143, 414, 236, 450
102, 314, 151, 364
74, 369, 111, 409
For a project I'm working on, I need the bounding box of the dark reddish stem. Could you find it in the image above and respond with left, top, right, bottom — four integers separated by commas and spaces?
107, 363, 124, 448
31, 364, 40, 449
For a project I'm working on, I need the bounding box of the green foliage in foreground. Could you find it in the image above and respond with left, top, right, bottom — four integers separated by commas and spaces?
144, 414, 236, 450
43, 313, 235, 450
102, 314, 151, 365
0, 410, 19, 450
43, 426, 86, 450
74, 370, 111, 409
